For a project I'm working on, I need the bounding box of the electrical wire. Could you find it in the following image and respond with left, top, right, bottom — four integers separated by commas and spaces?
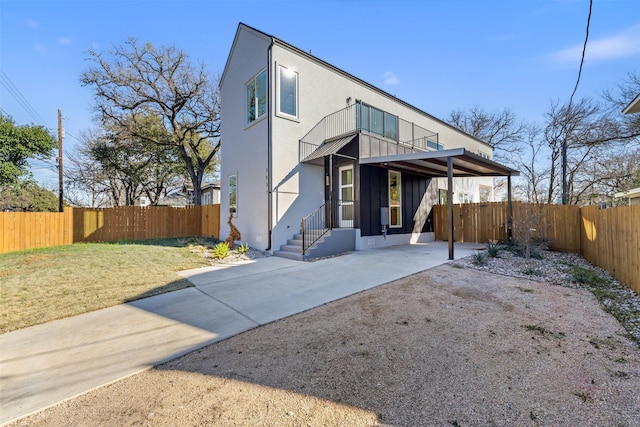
561, 0, 593, 205
0, 69, 50, 127
568, 0, 592, 110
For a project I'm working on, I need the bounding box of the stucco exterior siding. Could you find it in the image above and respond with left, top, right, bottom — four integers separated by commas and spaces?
220, 27, 271, 248
221, 24, 501, 253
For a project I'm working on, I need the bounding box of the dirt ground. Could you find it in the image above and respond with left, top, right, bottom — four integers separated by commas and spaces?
12, 265, 640, 427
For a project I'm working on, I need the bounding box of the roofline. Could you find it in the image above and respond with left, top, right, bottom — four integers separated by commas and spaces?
220, 23, 272, 88
223, 23, 493, 150
614, 187, 640, 198
622, 93, 640, 115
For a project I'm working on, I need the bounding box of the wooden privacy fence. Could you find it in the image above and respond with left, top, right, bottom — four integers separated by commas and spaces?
580, 204, 640, 296
434, 202, 640, 294
0, 204, 220, 254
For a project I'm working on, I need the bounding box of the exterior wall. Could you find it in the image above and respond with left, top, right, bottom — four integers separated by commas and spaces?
357, 231, 435, 251
201, 188, 220, 205
220, 27, 271, 249
359, 165, 435, 237
267, 41, 495, 250
222, 24, 498, 252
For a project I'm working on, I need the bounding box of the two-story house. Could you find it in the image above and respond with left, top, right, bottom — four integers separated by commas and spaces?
220, 23, 517, 260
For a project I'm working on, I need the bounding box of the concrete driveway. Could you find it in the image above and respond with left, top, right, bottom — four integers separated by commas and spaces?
0, 242, 482, 424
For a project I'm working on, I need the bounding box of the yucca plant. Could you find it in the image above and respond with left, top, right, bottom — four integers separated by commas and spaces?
212, 242, 230, 259
472, 250, 488, 266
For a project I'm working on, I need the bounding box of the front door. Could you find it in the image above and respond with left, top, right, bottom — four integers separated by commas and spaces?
339, 165, 354, 228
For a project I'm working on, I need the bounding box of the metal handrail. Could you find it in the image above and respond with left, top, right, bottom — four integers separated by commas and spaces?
301, 199, 358, 255
301, 202, 330, 255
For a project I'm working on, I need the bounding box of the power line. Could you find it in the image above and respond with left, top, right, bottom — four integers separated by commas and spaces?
561, 0, 592, 205
568, 0, 592, 111
0, 69, 50, 127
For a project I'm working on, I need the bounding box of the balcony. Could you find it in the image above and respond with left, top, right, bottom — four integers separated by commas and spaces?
300, 102, 440, 162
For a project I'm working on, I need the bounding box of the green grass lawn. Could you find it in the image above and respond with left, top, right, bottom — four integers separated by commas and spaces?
0, 238, 214, 334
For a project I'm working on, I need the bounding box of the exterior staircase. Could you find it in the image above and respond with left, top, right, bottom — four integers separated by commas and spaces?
273, 233, 306, 261
274, 229, 355, 261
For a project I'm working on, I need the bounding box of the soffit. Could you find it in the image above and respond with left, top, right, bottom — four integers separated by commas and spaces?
359, 148, 519, 178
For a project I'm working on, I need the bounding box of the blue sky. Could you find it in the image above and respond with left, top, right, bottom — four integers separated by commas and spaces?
1, 0, 639, 187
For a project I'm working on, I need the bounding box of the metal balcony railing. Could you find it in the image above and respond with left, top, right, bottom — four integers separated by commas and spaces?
299, 103, 440, 161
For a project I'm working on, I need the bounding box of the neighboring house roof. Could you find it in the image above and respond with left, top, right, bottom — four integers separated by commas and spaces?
201, 182, 221, 191
221, 22, 494, 151
614, 187, 640, 199
622, 93, 640, 114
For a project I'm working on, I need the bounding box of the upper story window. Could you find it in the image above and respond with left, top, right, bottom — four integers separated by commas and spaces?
278, 66, 298, 118
246, 69, 267, 124
356, 101, 398, 141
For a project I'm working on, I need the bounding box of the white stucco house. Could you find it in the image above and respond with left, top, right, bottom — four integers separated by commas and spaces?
220, 23, 518, 260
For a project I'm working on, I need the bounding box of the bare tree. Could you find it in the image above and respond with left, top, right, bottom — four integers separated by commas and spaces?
65, 129, 119, 207
65, 125, 185, 207
81, 38, 220, 205
581, 147, 640, 206
512, 124, 549, 202
544, 98, 604, 204
601, 70, 640, 146
447, 105, 525, 160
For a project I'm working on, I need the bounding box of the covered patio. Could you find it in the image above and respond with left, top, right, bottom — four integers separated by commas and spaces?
360, 148, 520, 259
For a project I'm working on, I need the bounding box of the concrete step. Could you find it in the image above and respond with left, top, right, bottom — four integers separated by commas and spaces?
279, 244, 303, 253
287, 239, 303, 246
273, 250, 304, 261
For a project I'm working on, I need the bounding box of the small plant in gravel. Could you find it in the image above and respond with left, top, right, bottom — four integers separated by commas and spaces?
486, 241, 502, 258
212, 242, 230, 259
472, 250, 488, 266
521, 265, 542, 276
571, 265, 609, 288
573, 390, 591, 403
570, 265, 621, 303
237, 243, 250, 255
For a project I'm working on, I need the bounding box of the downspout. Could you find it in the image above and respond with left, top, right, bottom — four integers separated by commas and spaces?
266, 39, 274, 251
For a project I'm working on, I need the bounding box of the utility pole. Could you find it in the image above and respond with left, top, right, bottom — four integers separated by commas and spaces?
58, 109, 63, 212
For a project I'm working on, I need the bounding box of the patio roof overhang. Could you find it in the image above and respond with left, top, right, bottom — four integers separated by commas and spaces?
358, 148, 519, 178
360, 148, 519, 261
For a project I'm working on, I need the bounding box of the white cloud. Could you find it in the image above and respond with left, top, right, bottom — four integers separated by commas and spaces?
551, 24, 640, 63
58, 37, 72, 46
383, 71, 399, 85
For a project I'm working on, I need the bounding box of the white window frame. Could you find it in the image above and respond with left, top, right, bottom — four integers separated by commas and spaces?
277, 65, 298, 119
246, 69, 267, 125
228, 173, 238, 217
458, 192, 473, 204
388, 170, 402, 228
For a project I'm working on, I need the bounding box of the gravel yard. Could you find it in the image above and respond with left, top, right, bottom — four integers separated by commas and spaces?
10, 249, 640, 427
